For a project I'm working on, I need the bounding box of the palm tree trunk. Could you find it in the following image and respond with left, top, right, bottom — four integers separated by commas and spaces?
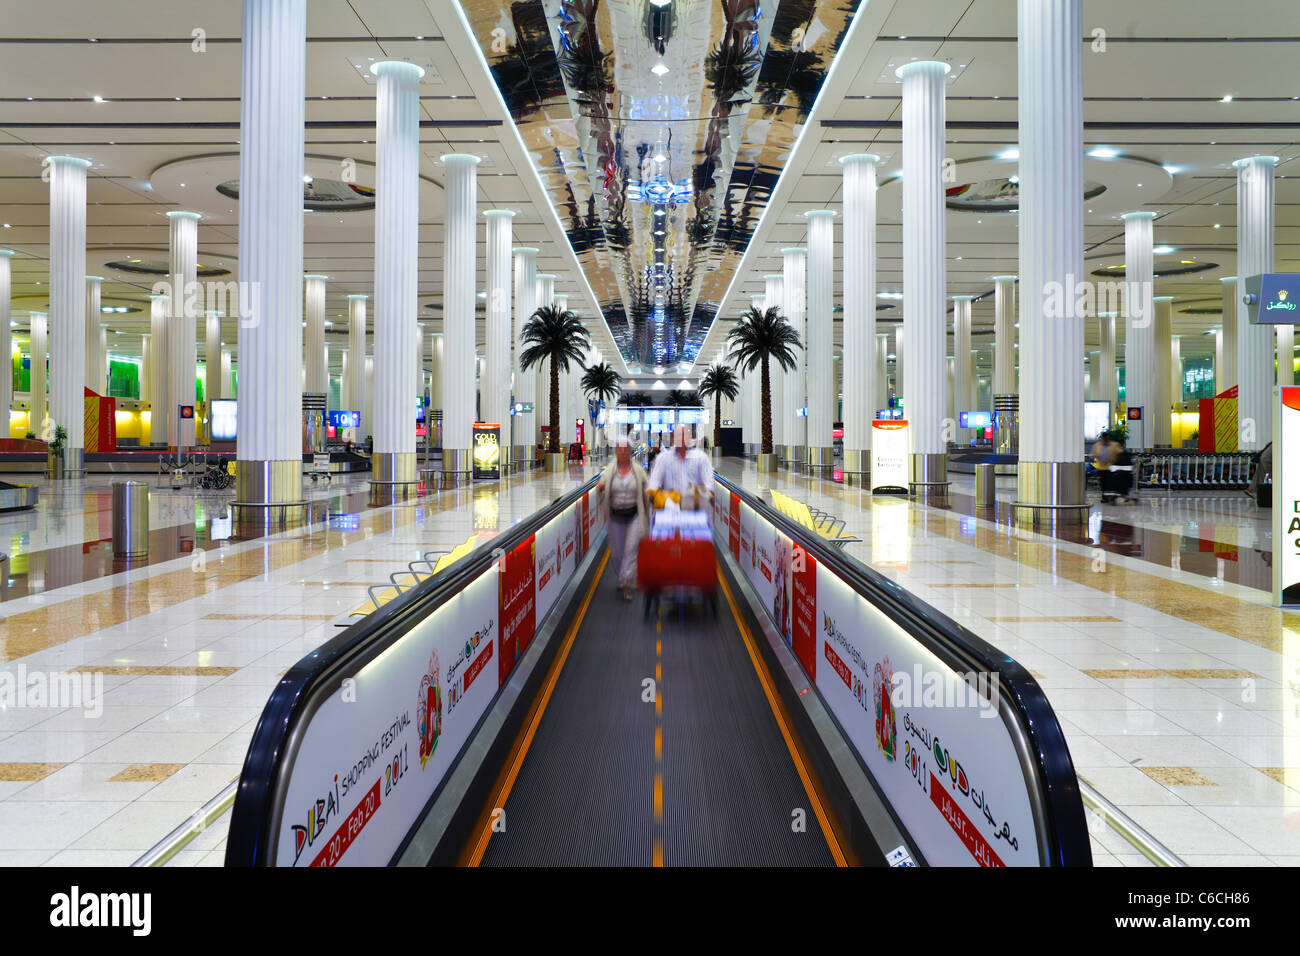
549, 358, 560, 453
713, 392, 721, 449
760, 357, 772, 455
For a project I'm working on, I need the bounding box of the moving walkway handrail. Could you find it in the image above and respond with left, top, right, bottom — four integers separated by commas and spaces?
224, 473, 602, 866
715, 474, 1091, 867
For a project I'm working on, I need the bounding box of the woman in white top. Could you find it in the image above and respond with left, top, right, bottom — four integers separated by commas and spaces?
597, 436, 650, 600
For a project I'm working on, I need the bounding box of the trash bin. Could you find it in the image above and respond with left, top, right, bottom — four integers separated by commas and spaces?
975, 462, 996, 510
113, 481, 150, 558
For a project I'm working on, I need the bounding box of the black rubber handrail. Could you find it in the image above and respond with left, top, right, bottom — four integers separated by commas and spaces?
715, 474, 1091, 867
224, 473, 601, 866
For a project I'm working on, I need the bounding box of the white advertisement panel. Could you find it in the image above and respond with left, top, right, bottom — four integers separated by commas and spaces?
534, 502, 576, 621
871, 420, 910, 493
1274, 387, 1300, 606
275, 569, 499, 867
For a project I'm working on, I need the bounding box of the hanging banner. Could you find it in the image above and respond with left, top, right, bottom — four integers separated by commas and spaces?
871, 420, 910, 494
1274, 387, 1300, 606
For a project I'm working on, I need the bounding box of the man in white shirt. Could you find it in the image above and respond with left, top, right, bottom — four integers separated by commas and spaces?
647, 424, 713, 509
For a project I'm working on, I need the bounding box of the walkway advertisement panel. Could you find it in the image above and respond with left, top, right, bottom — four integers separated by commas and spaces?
263, 492, 598, 866
1274, 387, 1300, 606
716, 487, 1040, 866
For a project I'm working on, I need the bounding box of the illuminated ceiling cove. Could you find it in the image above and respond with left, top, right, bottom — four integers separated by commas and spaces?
462, 0, 862, 369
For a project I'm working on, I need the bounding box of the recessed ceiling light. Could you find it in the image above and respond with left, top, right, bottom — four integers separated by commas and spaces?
1154, 245, 1176, 255
303, 175, 313, 184
1221, 95, 1233, 103
1214, 223, 1221, 229
92, 95, 104, 103
651, 63, 670, 76
999, 148, 1019, 160
1087, 146, 1118, 159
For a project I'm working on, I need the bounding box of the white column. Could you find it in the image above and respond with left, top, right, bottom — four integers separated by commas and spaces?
1153, 296, 1173, 447
364, 355, 374, 442
148, 294, 168, 443
780, 248, 806, 465
993, 275, 1017, 395
535, 273, 555, 448
429, 333, 442, 443
223, 349, 234, 399
440, 152, 479, 478
554, 290, 572, 446
30, 313, 47, 438
205, 310, 222, 402
484, 210, 514, 471
512, 247, 538, 462
805, 211, 836, 472
1016, 0, 1086, 516
85, 276, 103, 394
369, 61, 426, 493
1219, 277, 1237, 392
0, 251, 11, 423
304, 274, 327, 395
839, 155, 878, 477
235, 0, 306, 515
1098, 313, 1117, 410
346, 294, 366, 438
896, 61, 949, 491
48, 156, 91, 470
763, 273, 784, 452
166, 210, 199, 448
1123, 211, 1155, 449
141, 335, 150, 404
894, 325, 904, 400
1170, 334, 1182, 409
1236, 155, 1276, 450
953, 295, 974, 439
875, 334, 890, 414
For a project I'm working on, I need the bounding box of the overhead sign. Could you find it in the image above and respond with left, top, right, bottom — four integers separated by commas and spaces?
1274, 388, 1300, 606
871, 420, 910, 494
1244, 273, 1300, 324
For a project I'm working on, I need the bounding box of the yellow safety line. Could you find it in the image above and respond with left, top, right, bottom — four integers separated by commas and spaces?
719, 569, 849, 867
465, 550, 608, 866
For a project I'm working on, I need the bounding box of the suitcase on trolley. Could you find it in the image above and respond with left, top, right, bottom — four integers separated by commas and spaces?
637, 510, 717, 617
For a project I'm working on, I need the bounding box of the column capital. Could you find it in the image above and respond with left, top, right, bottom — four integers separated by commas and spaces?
44, 155, 92, 169
85, 275, 104, 283
165, 210, 201, 221
1154, 296, 1175, 302
762, 273, 784, 281
536, 273, 557, 280
370, 60, 426, 81
838, 153, 881, 166
991, 274, 1017, 282
951, 294, 974, 302
779, 247, 807, 256
484, 208, 516, 219
304, 273, 329, 281
1232, 155, 1279, 168
512, 246, 539, 255
804, 209, 837, 219
346, 293, 369, 300
0, 250, 14, 258
1219, 276, 1237, 283
440, 152, 482, 166
1121, 211, 1156, 222
895, 60, 951, 80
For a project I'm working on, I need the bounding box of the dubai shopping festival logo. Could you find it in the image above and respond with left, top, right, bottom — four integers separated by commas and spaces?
873, 657, 897, 761
1267, 288, 1297, 313
417, 649, 443, 770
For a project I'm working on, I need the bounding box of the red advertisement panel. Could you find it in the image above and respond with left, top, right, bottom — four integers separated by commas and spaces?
309, 779, 381, 868
498, 536, 536, 685
728, 492, 740, 559
581, 492, 590, 552
791, 545, 817, 679
930, 773, 1005, 868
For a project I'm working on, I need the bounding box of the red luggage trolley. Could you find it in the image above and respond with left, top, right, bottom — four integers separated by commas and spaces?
637, 508, 717, 618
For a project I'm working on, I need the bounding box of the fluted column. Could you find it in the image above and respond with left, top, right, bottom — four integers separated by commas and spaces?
896, 60, 949, 494
368, 60, 426, 498
222, 349, 234, 398
839, 155, 879, 481
1219, 277, 1237, 392
204, 311, 222, 403
141, 335, 151, 404
535, 273, 555, 452
554, 291, 572, 447
512, 247, 538, 464
875, 334, 890, 414
1153, 296, 1173, 447
346, 294, 366, 440
763, 273, 784, 454
953, 295, 974, 440
1098, 312, 1117, 410
439, 152, 479, 481
429, 332, 442, 444
780, 248, 807, 466
234, 0, 306, 521
484, 209, 514, 473
1123, 212, 1155, 449
1170, 334, 1182, 410
0, 251, 12, 423
894, 324, 904, 400
304, 274, 327, 396
805, 212, 835, 474
992, 275, 1017, 395
85, 276, 103, 395
166, 210, 199, 449
48, 156, 91, 474
148, 294, 168, 443
30, 313, 47, 439
1235, 156, 1276, 449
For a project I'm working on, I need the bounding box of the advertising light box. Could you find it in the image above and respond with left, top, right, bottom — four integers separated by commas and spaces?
210, 399, 237, 440
871, 419, 910, 494
1083, 401, 1111, 442
1274, 387, 1300, 606
959, 411, 992, 430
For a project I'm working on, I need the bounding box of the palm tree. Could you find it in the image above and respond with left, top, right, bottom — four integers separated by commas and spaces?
697, 364, 740, 449
727, 306, 801, 456
623, 391, 652, 407
520, 304, 591, 454
580, 361, 621, 406
665, 389, 690, 407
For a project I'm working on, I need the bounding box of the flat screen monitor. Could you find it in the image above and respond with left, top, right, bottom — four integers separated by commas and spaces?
677, 409, 702, 425
328, 410, 360, 429
959, 410, 993, 430
1084, 400, 1111, 441
210, 399, 237, 440
644, 409, 663, 425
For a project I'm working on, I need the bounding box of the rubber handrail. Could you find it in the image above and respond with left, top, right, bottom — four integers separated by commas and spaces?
715, 474, 1091, 867
224, 474, 602, 866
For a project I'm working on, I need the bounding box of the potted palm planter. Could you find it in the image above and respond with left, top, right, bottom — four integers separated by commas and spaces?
727, 306, 801, 475
581, 361, 622, 465
47, 425, 68, 479
519, 304, 591, 474
698, 364, 739, 461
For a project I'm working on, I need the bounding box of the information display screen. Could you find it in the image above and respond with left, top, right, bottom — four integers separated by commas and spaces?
959, 411, 993, 430
210, 399, 237, 440
328, 410, 361, 429
1084, 401, 1111, 441
677, 409, 703, 425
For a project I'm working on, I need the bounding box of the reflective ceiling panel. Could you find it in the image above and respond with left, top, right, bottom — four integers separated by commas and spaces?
462, 0, 862, 369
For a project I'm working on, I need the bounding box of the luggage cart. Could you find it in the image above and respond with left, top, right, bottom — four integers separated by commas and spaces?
637, 508, 717, 619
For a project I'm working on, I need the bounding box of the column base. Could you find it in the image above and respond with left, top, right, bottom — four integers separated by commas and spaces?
908, 452, 949, 492
1013, 460, 1089, 526
806, 445, 835, 476
233, 459, 308, 530
543, 452, 566, 472
371, 451, 422, 503
440, 448, 473, 487
842, 448, 869, 486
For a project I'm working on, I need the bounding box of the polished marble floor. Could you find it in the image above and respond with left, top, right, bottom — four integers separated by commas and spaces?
720, 460, 1299, 867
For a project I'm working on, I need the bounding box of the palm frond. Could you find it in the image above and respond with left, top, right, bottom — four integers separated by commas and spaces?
726, 306, 801, 376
